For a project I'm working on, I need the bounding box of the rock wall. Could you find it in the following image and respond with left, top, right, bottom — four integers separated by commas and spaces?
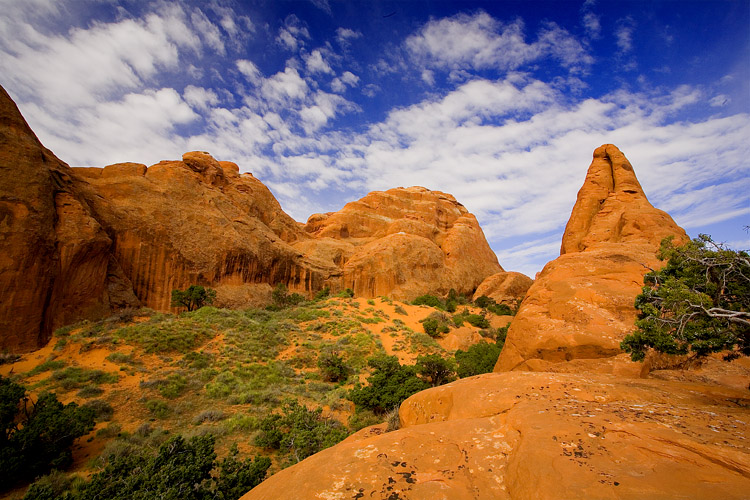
495, 144, 687, 374
0, 86, 138, 352
0, 87, 501, 351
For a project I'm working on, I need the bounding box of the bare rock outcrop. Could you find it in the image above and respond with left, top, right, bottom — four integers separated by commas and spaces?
242, 371, 750, 500
1, 87, 501, 349
472, 271, 533, 306
301, 187, 502, 300
0, 86, 138, 352
71, 153, 332, 312
495, 144, 687, 373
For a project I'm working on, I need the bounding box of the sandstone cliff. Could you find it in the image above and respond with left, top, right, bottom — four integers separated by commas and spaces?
472, 271, 533, 306
495, 144, 687, 374
0, 87, 501, 351
0, 86, 138, 353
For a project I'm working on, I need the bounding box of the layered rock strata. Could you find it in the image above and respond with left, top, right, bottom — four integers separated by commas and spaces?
495, 144, 687, 374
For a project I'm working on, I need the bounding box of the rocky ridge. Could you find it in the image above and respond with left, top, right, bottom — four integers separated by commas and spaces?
0, 87, 502, 352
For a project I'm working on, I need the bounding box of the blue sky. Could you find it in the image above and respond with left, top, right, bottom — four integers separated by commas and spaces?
1, 0, 748, 277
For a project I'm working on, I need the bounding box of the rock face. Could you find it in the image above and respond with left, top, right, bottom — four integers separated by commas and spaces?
0, 86, 138, 353
472, 271, 533, 306
302, 187, 502, 300
242, 371, 750, 500
0, 87, 501, 350
495, 144, 687, 374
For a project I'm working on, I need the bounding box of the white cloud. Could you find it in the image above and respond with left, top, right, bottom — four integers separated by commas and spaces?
405, 11, 592, 74
331, 71, 359, 92
236, 59, 262, 85
582, 12, 601, 39
709, 94, 730, 107
276, 15, 310, 51
336, 27, 362, 47
190, 8, 225, 55
184, 85, 219, 111
305, 49, 334, 74
615, 18, 634, 53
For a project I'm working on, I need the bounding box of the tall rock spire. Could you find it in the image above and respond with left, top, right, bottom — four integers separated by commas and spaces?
495, 144, 687, 374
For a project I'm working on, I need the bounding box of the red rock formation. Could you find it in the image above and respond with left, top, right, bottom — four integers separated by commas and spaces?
495, 144, 687, 373
0, 86, 138, 353
242, 371, 750, 500
1, 87, 501, 350
302, 187, 502, 300
472, 271, 533, 306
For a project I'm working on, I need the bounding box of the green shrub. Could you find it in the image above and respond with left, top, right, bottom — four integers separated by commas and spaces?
48, 367, 118, 391
254, 400, 349, 464
27, 359, 67, 376
412, 294, 445, 309
455, 342, 503, 378
348, 355, 429, 414
348, 409, 382, 432
416, 354, 456, 387
81, 399, 114, 421
487, 303, 514, 316
0, 376, 96, 491
393, 305, 408, 315
144, 399, 170, 419
420, 312, 451, 338
158, 374, 188, 399
314, 286, 331, 300
36, 433, 271, 500
335, 288, 354, 298
317, 351, 349, 382
465, 314, 490, 329
170, 285, 216, 312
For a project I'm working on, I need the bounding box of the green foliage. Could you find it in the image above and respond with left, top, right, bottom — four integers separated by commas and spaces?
420, 311, 451, 338
254, 400, 349, 464
29, 433, 271, 500
393, 305, 408, 315
317, 351, 349, 382
81, 399, 114, 421
314, 286, 331, 300
0, 376, 96, 491
621, 235, 750, 362
144, 399, 171, 419
27, 359, 67, 376
47, 367, 118, 391
170, 285, 216, 312
348, 355, 429, 414
158, 374, 189, 399
335, 288, 354, 298
455, 342, 502, 378
415, 354, 456, 387
271, 283, 306, 308
115, 314, 216, 354
412, 294, 445, 310
474, 295, 514, 315
453, 311, 491, 329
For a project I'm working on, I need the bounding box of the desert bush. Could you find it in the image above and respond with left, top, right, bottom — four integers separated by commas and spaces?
412, 294, 445, 309
317, 351, 349, 382
416, 354, 457, 387
48, 367, 118, 391
32, 433, 271, 500
348, 409, 381, 432
348, 355, 429, 414
335, 288, 354, 298
0, 376, 96, 491
254, 400, 349, 464
314, 286, 331, 300
81, 399, 114, 421
144, 399, 171, 419
170, 285, 216, 312
393, 304, 408, 315
193, 409, 226, 425
420, 311, 451, 338
455, 341, 503, 378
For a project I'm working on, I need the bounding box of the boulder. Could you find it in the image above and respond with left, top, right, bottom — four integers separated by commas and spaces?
472, 271, 533, 306
495, 144, 687, 374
